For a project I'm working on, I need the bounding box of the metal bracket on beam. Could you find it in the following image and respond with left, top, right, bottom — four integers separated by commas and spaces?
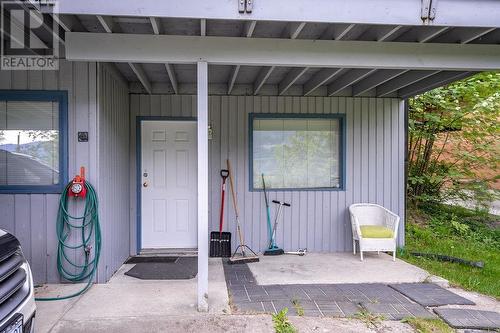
421, 0, 437, 24
238, 0, 253, 14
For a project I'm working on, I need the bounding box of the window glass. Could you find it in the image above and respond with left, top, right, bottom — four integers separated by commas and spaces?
252, 116, 342, 190
0, 101, 60, 186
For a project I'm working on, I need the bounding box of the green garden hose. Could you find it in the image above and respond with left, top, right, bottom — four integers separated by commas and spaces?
35, 180, 101, 301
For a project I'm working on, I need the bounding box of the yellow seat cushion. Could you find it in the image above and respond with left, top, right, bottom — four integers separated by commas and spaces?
360, 225, 393, 238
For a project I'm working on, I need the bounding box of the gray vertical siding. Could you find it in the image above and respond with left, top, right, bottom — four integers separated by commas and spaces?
96, 64, 130, 282
0, 61, 99, 283
130, 95, 405, 254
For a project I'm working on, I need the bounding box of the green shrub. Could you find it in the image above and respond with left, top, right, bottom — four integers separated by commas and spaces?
272, 308, 297, 333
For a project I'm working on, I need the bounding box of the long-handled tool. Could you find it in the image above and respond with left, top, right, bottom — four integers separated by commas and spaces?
210, 169, 231, 257
285, 249, 307, 256
264, 200, 290, 256
261, 174, 273, 249
227, 159, 259, 264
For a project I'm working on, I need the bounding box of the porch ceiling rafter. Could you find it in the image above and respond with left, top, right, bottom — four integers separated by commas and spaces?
398, 71, 472, 98
55, 0, 500, 28
96, 16, 152, 94
303, 68, 344, 96
302, 24, 362, 96
66, 33, 500, 71
345, 24, 406, 96
327, 68, 377, 96
228, 20, 256, 95
149, 17, 178, 94
384, 26, 495, 98
149, 17, 161, 34
352, 69, 408, 96
376, 70, 439, 97
418, 27, 449, 43
254, 21, 306, 95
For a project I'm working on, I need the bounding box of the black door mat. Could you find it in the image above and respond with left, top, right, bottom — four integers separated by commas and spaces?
125, 257, 197, 280
389, 283, 475, 306
434, 308, 500, 330
125, 256, 179, 264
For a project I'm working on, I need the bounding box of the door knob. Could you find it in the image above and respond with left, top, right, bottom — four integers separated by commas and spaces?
143, 181, 149, 187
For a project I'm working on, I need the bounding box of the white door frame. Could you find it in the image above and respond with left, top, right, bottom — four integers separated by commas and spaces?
136, 116, 197, 252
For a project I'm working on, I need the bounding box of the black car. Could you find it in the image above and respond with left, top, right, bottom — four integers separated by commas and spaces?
0, 229, 36, 333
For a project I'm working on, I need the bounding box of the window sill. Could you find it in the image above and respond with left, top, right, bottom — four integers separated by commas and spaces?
0, 185, 64, 194
250, 187, 346, 192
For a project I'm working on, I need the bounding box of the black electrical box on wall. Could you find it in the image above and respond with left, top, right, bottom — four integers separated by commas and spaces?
78, 132, 89, 142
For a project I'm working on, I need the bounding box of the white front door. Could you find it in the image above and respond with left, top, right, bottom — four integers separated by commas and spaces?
141, 120, 197, 249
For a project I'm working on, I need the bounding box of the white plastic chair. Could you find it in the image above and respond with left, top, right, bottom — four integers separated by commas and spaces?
349, 203, 400, 261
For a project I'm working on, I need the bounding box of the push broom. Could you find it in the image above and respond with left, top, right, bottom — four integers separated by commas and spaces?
227, 159, 259, 264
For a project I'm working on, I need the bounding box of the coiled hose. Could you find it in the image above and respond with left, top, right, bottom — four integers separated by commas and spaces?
35, 180, 101, 301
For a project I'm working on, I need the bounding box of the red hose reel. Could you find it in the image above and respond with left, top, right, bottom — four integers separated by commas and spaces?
68, 166, 87, 198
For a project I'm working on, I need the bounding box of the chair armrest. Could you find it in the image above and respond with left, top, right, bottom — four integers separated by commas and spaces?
383, 209, 400, 239
349, 212, 363, 240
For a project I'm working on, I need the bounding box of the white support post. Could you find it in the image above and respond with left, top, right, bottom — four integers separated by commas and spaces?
197, 61, 209, 313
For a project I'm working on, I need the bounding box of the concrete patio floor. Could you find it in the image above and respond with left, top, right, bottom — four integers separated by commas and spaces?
248, 252, 429, 285
35, 258, 229, 333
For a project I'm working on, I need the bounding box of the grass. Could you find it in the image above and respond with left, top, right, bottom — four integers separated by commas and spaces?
272, 308, 297, 333
403, 318, 454, 333
291, 298, 304, 316
401, 204, 500, 298
353, 309, 385, 329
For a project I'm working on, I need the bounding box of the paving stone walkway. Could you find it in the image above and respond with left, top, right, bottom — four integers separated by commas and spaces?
434, 308, 500, 330
389, 283, 476, 306
223, 261, 500, 329
223, 261, 434, 319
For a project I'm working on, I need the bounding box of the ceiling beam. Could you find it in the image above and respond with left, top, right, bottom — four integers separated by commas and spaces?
254, 67, 275, 95
278, 67, 309, 95
149, 17, 162, 34
418, 26, 449, 43
51, 14, 85, 32
335, 24, 356, 40
327, 69, 377, 96
66, 33, 500, 70
200, 19, 206, 36
303, 68, 344, 95
398, 71, 473, 98
244, 20, 257, 38
164, 64, 178, 94
96, 15, 116, 33
129, 63, 153, 94
287, 22, 306, 39
460, 27, 496, 44
228, 21, 256, 95
377, 25, 403, 42
227, 65, 241, 95
149, 17, 178, 94
394, 27, 494, 97
351, 25, 406, 95
352, 69, 407, 96
376, 70, 439, 96
97, 16, 152, 94
255, 21, 305, 95
56, 0, 500, 28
